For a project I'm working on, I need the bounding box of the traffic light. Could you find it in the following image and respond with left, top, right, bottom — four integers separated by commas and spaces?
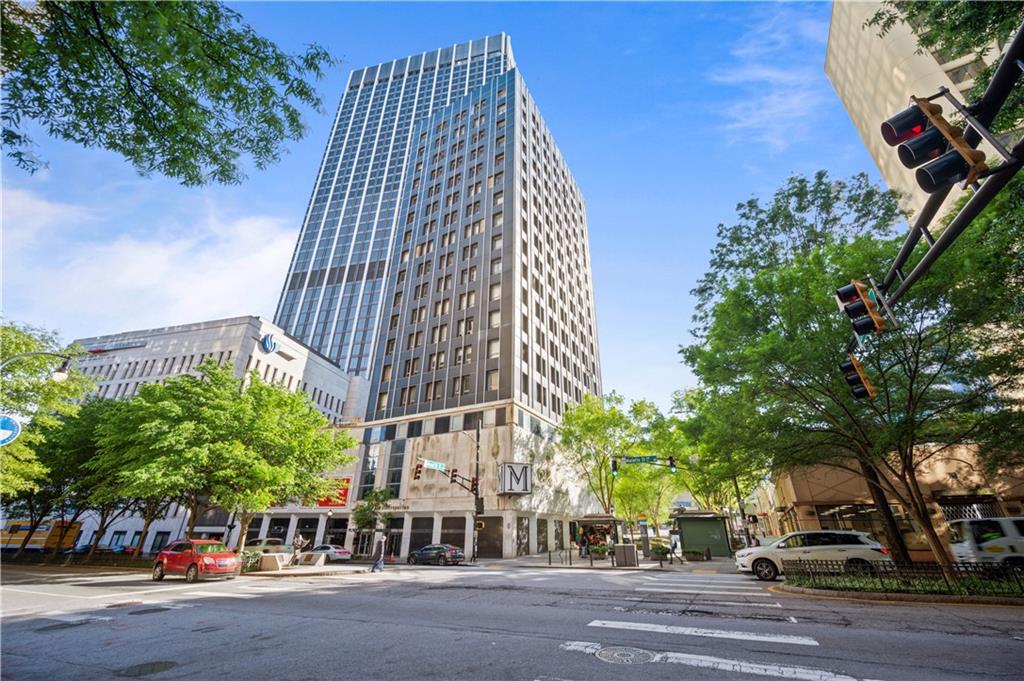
611, 460, 619, 477
449, 468, 458, 484
840, 355, 877, 400
413, 461, 424, 480
470, 477, 479, 495
835, 279, 886, 336
881, 99, 986, 193
667, 457, 677, 473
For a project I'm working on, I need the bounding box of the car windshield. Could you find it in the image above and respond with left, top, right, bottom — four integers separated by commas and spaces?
194, 543, 229, 554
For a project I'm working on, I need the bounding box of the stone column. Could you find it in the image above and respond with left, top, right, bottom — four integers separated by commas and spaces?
431, 512, 443, 544
343, 517, 356, 553
464, 511, 474, 558
284, 513, 298, 545
399, 512, 412, 558
529, 513, 538, 554
257, 514, 271, 539
314, 514, 327, 545
502, 512, 516, 558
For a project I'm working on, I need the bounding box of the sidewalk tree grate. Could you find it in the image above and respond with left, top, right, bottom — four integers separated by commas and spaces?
595, 647, 654, 665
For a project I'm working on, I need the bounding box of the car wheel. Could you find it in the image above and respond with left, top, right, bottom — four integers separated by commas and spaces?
753, 558, 778, 581
438, 554, 448, 566
185, 564, 199, 583
845, 558, 874, 576
152, 563, 165, 582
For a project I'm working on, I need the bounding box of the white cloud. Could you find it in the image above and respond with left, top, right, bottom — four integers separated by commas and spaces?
708, 5, 833, 152
2, 185, 296, 341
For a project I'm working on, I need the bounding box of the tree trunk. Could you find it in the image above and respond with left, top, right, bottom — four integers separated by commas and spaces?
186, 497, 200, 538
87, 508, 112, 562
48, 510, 85, 563
858, 460, 912, 564
132, 516, 154, 559
235, 512, 254, 553
13, 515, 45, 559
903, 470, 954, 573
731, 473, 751, 547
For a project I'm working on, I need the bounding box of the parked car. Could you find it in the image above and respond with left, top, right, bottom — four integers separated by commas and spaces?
407, 544, 465, 566
304, 544, 352, 563
735, 530, 889, 581
948, 517, 1024, 564
63, 544, 129, 555
243, 538, 286, 554
153, 540, 240, 582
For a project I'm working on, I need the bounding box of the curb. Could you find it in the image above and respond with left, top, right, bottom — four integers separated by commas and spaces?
775, 583, 1024, 606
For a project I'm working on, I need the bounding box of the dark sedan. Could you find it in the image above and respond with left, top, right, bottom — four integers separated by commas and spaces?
407, 544, 465, 565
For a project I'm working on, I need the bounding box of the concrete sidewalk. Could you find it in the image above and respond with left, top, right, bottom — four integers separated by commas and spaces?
473, 553, 738, 573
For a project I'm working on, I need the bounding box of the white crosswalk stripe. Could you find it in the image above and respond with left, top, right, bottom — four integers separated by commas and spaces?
560, 641, 888, 681
587, 619, 818, 646
635, 587, 776, 597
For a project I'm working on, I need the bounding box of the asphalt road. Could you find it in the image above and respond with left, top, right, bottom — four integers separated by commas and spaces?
2, 563, 1022, 681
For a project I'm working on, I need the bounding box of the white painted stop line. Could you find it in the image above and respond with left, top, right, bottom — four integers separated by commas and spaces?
635, 587, 775, 597
560, 641, 888, 681
587, 619, 818, 646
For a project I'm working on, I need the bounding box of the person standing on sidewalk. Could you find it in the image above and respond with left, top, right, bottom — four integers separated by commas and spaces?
370, 535, 385, 572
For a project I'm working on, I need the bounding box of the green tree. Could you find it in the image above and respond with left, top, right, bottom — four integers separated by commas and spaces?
351, 488, 393, 535
1, 1, 334, 184
686, 204, 1024, 570
559, 393, 649, 514
0, 323, 92, 498
867, 2, 1024, 135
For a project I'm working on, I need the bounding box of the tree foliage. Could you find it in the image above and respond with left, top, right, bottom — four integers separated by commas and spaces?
1, 0, 335, 184
866, 1, 1024, 135
684, 171, 1024, 568
351, 488, 392, 533
559, 393, 650, 514
0, 323, 92, 497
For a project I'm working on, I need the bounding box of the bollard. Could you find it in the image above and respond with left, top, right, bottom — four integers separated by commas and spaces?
548, 551, 552, 566
569, 550, 572, 566
659, 557, 664, 569
590, 553, 594, 567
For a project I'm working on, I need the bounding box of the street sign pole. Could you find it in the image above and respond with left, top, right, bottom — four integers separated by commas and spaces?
473, 421, 481, 563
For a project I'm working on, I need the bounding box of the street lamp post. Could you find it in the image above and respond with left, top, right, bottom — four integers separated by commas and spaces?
0, 352, 73, 381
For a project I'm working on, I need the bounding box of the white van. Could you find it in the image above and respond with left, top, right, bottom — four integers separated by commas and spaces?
948, 517, 1024, 564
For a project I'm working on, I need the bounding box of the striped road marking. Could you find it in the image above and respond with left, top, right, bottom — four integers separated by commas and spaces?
624, 597, 783, 608
587, 620, 818, 646
635, 587, 775, 597
560, 641, 887, 681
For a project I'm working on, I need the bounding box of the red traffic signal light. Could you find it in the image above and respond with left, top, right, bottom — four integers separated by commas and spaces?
835, 279, 886, 336
413, 461, 424, 480
470, 477, 479, 495
881, 98, 986, 193
840, 355, 877, 400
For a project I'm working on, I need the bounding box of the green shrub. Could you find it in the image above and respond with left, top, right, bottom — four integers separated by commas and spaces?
239, 550, 262, 573
589, 544, 609, 557
651, 545, 670, 557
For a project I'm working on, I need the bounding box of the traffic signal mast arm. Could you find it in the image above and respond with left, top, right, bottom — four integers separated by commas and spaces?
878, 21, 1024, 304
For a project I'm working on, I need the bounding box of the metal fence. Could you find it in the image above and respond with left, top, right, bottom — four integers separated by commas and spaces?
782, 559, 1024, 597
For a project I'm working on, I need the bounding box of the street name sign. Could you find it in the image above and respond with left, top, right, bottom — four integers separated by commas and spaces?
624, 455, 657, 464
0, 415, 21, 447
423, 459, 447, 472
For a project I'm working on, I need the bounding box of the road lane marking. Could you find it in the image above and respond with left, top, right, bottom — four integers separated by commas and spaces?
623, 596, 783, 608
182, 591, 254, 599
2, 583, 207, 600
789, 616, 799, 624
560, 641, 887, 680
587, 620, 818, 646
640, 580, 765, 590
635, 587, 774, 597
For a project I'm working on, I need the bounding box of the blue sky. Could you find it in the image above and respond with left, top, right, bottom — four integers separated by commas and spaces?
2, 1, 883, 410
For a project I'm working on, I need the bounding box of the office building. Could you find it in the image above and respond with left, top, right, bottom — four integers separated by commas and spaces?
258, 36, 603, 559
66, 316, 361, 552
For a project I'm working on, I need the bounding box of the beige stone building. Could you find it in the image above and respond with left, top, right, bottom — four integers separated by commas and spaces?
746, 446, 1024, 560
825, 1, 1003, 217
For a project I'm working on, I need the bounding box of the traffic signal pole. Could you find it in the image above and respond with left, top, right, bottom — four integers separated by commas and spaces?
473, 420, 480, 564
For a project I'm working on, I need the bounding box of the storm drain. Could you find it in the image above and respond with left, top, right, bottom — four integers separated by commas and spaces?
595, 647, 654, 665
115, 661, 177, 678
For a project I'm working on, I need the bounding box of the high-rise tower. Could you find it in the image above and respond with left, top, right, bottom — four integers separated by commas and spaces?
275, 35, 515, 381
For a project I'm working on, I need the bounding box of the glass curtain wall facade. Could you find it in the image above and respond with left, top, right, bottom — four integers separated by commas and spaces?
275, 35, 515, 378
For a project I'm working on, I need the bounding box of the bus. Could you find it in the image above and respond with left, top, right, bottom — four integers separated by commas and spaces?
0, 520, 82, 552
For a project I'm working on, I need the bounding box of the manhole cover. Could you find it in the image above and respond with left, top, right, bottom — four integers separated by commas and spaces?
595, 647, 654, 665
115, 661, 177, 678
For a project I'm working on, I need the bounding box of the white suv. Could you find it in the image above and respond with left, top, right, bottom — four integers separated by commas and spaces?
735, 530, 890, 581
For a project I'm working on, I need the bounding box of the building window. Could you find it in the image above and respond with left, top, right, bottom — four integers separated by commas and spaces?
376, 391, 389, 410
486, 369, 499, 391
488, 338, 500, 359
488, 310, 501, 328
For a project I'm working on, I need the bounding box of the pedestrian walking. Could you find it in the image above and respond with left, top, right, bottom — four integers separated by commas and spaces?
578, 527, 587, 557
370, 535, 385, 573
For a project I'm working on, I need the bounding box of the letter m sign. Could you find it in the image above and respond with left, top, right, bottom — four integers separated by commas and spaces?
499, 463, 533, 495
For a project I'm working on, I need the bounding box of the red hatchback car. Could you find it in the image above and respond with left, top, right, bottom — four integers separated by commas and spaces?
153, 539, 240, 582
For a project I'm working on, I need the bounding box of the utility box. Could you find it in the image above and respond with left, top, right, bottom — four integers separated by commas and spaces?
613, 543, 638, 567
674, 511, 732, 558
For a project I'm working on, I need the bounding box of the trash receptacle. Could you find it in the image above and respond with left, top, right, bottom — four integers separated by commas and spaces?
613, 544, 638, 567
